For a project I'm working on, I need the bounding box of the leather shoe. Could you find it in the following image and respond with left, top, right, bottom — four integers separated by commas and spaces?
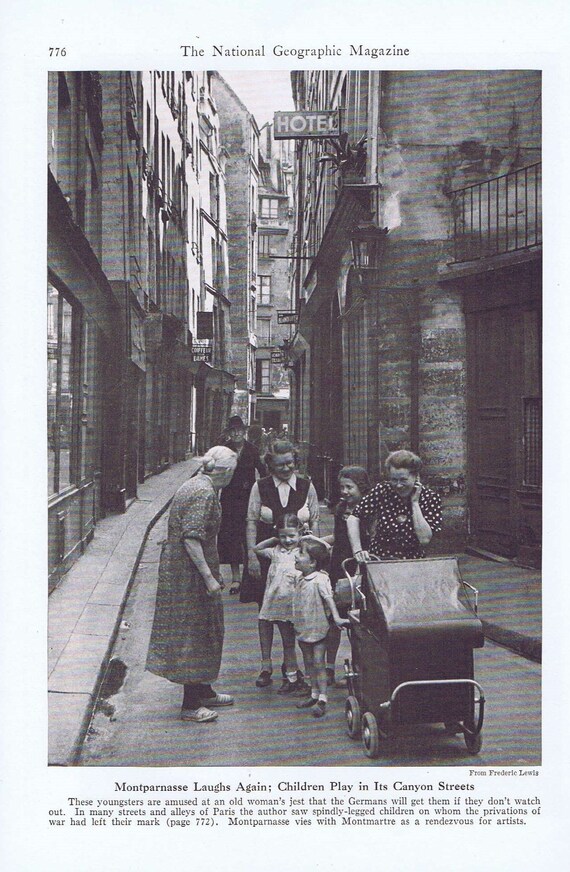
180, 706, 218, 723
296, 697, 318, 709
255, 670, 273, 687
200, 692, 234, 707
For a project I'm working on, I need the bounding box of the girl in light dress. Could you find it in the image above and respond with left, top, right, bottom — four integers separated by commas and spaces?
293, 536, 350, 718
253, 514, 306, 694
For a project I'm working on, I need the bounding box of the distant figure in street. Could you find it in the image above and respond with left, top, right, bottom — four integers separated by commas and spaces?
322, 465, 371, 686
253, 513, 305, 694
347, 450, 442, 562
217, 415, 266, 594
243, 439, 320, 689
246, 419, 264, 454
146, 446, 238, 723
292, 536, 349, 719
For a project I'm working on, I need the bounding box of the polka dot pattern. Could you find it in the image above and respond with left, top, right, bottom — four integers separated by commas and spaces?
352, 482, 443, 559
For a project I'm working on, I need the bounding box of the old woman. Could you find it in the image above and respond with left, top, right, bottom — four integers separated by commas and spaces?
347, 449, 442, 561
146, 446, 238, 723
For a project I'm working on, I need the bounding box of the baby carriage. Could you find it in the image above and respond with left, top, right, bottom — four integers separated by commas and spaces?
342, 556, 485, 759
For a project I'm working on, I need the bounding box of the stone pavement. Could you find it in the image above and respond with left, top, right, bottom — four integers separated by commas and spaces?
48, 458, 200, 766
48, 461, 542, 765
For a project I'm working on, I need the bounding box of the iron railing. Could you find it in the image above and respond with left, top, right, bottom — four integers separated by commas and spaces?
450, 162, 541, 263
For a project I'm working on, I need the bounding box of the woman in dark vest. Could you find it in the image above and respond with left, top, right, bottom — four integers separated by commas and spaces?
244, 440, 320, 689
217, 415, 266, 594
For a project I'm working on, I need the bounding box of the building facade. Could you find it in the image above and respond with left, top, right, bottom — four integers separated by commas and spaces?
48, 70, 235, 587
211, 73, 260, 424
254, 123, 294, 432
289, 70, 541, 560
48, 72, 119, 587
193, 71, 235, 453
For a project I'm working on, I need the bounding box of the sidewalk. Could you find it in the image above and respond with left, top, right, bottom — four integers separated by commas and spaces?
48, 468, 541, 765
48, 458, 201, 766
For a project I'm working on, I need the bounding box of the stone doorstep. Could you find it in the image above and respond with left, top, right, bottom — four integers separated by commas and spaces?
482, 620, 542, 664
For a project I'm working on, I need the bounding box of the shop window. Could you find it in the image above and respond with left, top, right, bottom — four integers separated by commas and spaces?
48, 282, 79, 496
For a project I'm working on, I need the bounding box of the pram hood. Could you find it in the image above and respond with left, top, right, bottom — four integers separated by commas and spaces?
364, 557, 484, 647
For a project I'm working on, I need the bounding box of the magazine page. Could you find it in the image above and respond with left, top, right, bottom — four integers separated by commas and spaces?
0, 0, 568, 869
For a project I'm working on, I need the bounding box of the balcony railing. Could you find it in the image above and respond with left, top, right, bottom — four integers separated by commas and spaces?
449, 162, 541, 263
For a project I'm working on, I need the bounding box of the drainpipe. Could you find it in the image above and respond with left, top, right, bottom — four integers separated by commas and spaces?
294, 138, 304, 312
292, 136, 305, 438
409, 289, 420, 454
368, 71, 381, 198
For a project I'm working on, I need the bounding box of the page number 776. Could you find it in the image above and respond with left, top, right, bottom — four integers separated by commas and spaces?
49, 48, 67, 56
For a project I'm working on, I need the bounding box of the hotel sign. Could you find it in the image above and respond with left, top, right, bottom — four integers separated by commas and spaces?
273, 110, 340, 140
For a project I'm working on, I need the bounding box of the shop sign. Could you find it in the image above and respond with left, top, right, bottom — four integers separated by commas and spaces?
271, 350, 285, 363
277, 310, 298, 325
273, 110, 340, 140
192, 340, 213, 363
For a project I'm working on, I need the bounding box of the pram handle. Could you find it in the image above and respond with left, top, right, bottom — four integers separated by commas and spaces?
341, 556, 382, 612
460, 580, 479, 615
341, 554, 383, 573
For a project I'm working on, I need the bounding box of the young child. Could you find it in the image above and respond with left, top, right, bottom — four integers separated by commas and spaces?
293, 536, 350, 718
254, 514, 306, 693
323, 466, 371, 687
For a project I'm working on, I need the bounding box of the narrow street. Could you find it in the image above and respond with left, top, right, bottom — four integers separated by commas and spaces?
80, 513, 541, 768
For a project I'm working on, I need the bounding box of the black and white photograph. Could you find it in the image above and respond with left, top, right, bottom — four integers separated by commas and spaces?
1, 1, 569, 869
46, 68, 541, 768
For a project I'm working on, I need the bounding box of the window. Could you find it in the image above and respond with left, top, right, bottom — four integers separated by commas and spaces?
48, 282, 79, 496
260, 197, 279, 219
256, 317, 271, 345
523, 398, 542, 487
83, 144, 101, 256
200, 116, 214, 152
218, 309, 226, 368
127, 169, 135, 254
166, 136, 171, 198
259, 275, 272, 304
256, 359, 271, 394
56, 73, 72, 192
259, 234, 274, 257
249, 289, 257, 331
209, 173, 219, 223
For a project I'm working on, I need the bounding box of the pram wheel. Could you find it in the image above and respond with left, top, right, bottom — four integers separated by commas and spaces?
345, 696, 361, 739
361, 712, 381, 759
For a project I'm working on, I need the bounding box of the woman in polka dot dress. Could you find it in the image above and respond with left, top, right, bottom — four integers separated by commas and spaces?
346, 450, 442, 561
